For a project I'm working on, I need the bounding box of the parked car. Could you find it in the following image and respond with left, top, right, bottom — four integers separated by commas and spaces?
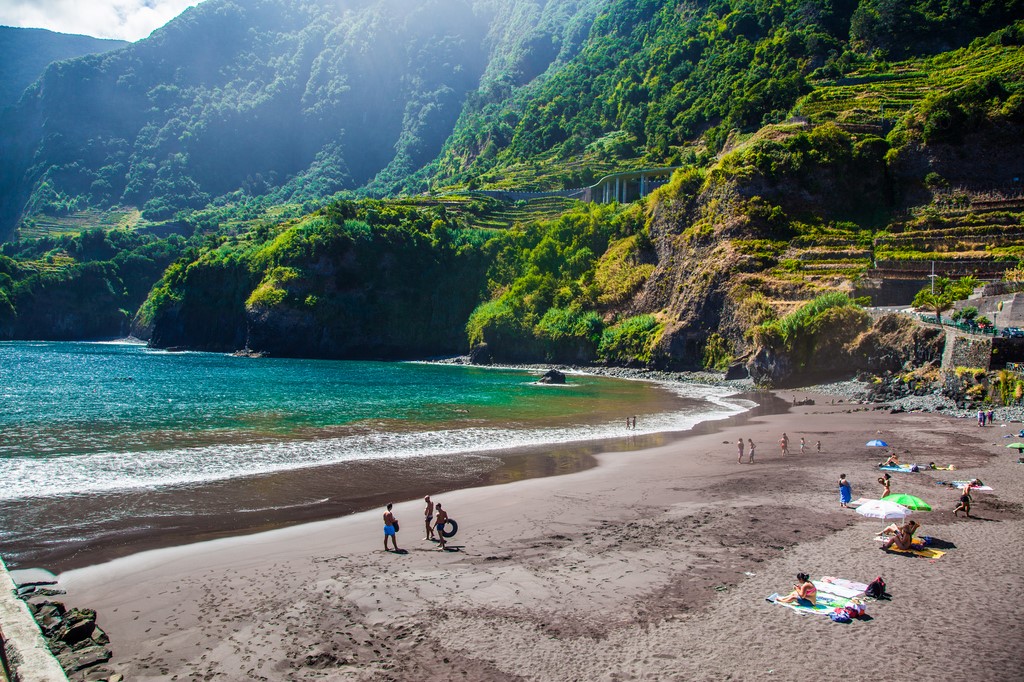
1001, 327, 1024, 338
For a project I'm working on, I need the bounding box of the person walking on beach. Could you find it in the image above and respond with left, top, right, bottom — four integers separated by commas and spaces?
839, 474, 852, 508
799, 437, 806, 455
987, 409, 994, 425
433, 502, 449, 551
978, 409, 985, 426
747, 438, 756, 464
953, 482, 974, 517
878, 474, 892, 497
737, 437, 745, 464
780, 433, 789, 456
383, 503, 400, 552
815, 440, 821, 453
424, 495, 436, 541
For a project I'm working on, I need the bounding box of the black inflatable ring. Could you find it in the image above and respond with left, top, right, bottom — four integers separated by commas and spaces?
439, 519, 458, 538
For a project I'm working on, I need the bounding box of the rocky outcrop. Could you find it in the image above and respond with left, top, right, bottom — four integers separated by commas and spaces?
538, 369, 566, 384
746, 314, 946, 386
25, 600, 117, 681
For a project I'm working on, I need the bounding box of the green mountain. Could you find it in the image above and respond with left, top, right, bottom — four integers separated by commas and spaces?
0, 0, 610, 239
1, 0, 1023, 379
0, 26, 127, 110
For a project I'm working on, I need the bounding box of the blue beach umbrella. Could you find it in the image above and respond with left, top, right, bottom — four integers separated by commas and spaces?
866, 439, 888, 447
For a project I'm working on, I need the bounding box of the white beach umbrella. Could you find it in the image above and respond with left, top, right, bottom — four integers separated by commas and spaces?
855, 499, 912, 520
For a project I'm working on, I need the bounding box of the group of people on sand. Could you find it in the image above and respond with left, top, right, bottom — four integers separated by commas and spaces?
736, 433, 821, 464
382, 495, 453, 553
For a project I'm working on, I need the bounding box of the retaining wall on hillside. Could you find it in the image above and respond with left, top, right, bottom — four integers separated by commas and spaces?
0, 557, 68, 682
942, 330, 993, 371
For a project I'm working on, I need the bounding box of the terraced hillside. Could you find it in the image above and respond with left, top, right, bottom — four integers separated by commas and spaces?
17, 209, 142, 240
798, 44, 1024, 124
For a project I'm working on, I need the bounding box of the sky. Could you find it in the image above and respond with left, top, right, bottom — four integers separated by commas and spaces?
0, 0, 208, 42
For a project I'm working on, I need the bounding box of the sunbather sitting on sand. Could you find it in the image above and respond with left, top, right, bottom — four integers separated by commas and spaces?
881, 452, 900, 467
882, 520, 919, 551
775, 573, 816, 606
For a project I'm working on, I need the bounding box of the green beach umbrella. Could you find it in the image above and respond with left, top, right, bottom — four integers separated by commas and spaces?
882, 493, 931, 511
1006, 442, 1024, 451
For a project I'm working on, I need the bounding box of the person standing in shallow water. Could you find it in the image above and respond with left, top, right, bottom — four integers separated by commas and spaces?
383, 503, 400, 552
737, 437, 745, 463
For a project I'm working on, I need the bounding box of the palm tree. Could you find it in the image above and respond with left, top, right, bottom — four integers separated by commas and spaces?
913, 289, 954, 325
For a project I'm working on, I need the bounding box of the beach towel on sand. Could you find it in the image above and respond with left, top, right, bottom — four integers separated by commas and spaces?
813, 579, 866, 599
953, 481, 994, 492
766, 591, 851, 615
879, 464, 917, 473
884, 545, 946, 559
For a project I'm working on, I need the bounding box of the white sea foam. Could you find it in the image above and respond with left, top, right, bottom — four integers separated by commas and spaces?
0, 388, 752, 502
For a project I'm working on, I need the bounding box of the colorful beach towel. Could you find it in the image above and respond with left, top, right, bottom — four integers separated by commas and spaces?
813, 579, 866, 600
879, 464, 917, 473
884, 544, 946, 559
766, 591, 851, 615
884, 540, 946, 557
953, 481, 994, 492
930, 465, 955, 471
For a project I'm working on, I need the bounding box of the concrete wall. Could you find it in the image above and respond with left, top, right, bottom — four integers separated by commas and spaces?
958, 291, 1024, 328
0, 558, 68, 682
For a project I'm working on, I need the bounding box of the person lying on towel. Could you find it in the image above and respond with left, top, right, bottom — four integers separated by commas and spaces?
775, 573, 817, 606
880, 452, 900, 467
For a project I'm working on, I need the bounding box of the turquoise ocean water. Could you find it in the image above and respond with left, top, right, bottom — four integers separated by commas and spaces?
0, 341, 750, 568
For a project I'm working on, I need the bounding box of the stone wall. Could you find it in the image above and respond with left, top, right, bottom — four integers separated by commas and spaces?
944, 332, 993, 371
0, 557, 68, 682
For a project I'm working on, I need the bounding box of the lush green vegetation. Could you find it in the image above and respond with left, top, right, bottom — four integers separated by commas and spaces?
0, 228, 187, 339
750, 292, 871, 369
464, 201, 647, 362
912, 275, 980, 323
140, 199, 493, 355
1, 1, 1022, 373
0, 26, 126, 109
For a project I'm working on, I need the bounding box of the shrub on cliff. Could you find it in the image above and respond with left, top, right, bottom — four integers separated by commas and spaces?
598, 314, 663, 365
747, 293, 871, 383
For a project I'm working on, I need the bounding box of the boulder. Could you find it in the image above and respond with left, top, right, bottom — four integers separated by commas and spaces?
56, 645, 111, 672
54, 607, 98, 646
538, 369, 566, 384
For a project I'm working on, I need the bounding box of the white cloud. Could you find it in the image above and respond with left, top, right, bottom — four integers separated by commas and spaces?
0, 0, 209, 42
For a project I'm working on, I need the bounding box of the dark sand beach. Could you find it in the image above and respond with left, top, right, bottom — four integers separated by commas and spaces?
51, 391, 1024, 680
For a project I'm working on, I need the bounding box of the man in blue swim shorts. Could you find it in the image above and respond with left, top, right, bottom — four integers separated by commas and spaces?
383, 502, 400, 552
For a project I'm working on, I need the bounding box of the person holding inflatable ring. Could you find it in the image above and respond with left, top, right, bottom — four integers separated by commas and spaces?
433, 502, 448, 550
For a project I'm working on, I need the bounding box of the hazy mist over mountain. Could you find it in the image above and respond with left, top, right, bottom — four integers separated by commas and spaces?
0, 26, 127, 109
0, 0, 606, 237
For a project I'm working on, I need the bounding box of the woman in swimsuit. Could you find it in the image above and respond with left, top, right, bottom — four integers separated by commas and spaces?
838, 474, 852, 508
878, 474, 891, 497
776, 573, 816, 606
882, 520, 918, 550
